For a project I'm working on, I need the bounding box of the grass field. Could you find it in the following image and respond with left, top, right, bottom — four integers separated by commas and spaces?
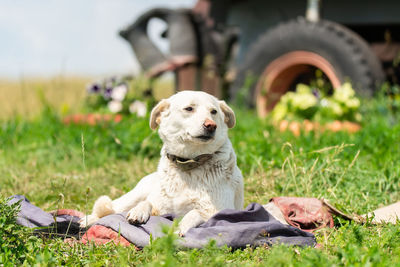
1, 78, 400, 266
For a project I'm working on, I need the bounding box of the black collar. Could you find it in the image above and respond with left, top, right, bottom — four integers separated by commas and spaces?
166, 153, 213, 171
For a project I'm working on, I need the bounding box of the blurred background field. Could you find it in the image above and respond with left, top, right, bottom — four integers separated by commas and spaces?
0, 77, 88, 119
0, 76, 175, 120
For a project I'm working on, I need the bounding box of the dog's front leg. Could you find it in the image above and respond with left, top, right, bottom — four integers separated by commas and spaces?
126, 200, 153, 224
177, 209, 205, 236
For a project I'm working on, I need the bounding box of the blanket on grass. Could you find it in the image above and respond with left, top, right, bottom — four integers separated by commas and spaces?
8, 195, 316, 249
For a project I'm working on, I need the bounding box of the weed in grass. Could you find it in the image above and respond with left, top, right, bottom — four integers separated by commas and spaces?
0, 196, 42, 265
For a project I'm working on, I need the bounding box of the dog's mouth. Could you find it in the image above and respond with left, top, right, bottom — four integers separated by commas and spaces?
195, 134, 214, 142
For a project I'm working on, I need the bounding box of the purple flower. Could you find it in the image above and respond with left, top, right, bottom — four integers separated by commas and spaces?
87, 83, 101, 94
312, 89, 320, 99
103, 87, 113, 99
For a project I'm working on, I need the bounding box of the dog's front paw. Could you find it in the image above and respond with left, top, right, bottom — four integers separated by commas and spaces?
79, 214, 99, 228
177, 221, 193, 237
177, 209, 206, 236
177, 218, 201, 236
126, 201, 152, 225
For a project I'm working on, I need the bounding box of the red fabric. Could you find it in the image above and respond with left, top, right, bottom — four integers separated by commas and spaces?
50, 209, 134, 247
81, 225, 133, 247
50, 209, 85, 218
271, 197, 334, 232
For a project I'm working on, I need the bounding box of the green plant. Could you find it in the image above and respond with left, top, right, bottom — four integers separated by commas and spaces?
0, 196, 41, 265
271, 82, 362, 123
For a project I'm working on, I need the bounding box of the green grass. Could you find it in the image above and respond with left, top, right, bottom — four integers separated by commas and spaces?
0, 84, 400, 265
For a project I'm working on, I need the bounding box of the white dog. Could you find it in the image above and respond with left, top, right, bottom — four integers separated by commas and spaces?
80, 91, 244, 235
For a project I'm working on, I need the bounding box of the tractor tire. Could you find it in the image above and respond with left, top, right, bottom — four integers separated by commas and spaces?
231, 17, 385, 117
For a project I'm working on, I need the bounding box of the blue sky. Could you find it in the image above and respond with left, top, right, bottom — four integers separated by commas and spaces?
0, 0, 195, 79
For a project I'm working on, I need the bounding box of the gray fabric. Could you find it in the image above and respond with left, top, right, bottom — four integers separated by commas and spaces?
9, 195, 316, 248
96, 203, 316, 248
8, 195, 81, 237
95, 212, 174, 248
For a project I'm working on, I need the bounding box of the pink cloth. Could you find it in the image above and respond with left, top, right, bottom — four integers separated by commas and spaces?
271, 197, 334, 232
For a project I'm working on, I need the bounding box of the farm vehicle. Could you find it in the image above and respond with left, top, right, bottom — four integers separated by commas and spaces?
120, 0, 400, 116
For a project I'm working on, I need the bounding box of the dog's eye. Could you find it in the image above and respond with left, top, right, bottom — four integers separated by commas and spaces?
211, 109, 217, 115
184, 106, 193, 112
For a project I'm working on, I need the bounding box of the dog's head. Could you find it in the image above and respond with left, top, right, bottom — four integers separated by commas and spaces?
150, 91, 235, 158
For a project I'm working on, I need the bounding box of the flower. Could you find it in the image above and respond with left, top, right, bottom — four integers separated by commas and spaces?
320, 98, 329, 107
272, 81, 361, 122
291, 93, 318, 110
129, 100, 147, 117
327, 101, 343, 116
271, 103, 287, 122
346, 98, 360, 109
333, 82, 355, 103
296, 84, 312, 94
103, 87, 113, 99
312, 89, 320, 99
111, 84, 128, 101
87, 83, 101, 94
108, 100, 123, 113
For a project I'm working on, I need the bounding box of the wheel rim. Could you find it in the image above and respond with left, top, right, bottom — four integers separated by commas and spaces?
255, 51, 342, 118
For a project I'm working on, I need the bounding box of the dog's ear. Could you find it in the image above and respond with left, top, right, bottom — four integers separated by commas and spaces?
150, 99, 170, 130
219, 100, 236, 128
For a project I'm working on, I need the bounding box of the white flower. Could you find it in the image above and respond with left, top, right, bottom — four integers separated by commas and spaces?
111, 84, 127, 101
129, 100, 147, 117
108, 100, 123, 113
320, 98, 329, 107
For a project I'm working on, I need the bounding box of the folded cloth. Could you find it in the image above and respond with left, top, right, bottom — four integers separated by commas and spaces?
270, 197, 334, 232
8, 195, 82, 238
8, 195, 316, 248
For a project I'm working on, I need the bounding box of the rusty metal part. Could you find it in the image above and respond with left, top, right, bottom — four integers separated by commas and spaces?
120, 8, 198, 78
120, 8, 171, 73
176, 64, 197, 91
192, 0, 214, 27
370, 42, 400, 62
201, 67, 222, 99
255, 51, 342, 118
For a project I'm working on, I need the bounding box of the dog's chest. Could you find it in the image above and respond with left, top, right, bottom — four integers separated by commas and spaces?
153, 162, 236, 216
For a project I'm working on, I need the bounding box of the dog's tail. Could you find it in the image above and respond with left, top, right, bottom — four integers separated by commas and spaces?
93, 195, 115, 218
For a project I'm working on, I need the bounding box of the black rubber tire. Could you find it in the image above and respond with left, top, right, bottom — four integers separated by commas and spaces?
231, 17, 385, 106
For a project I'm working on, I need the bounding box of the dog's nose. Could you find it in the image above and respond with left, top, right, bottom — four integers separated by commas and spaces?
203, 119, 217, 133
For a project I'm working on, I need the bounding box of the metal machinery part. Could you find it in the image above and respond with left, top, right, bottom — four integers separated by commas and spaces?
120, 1, 239, 99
